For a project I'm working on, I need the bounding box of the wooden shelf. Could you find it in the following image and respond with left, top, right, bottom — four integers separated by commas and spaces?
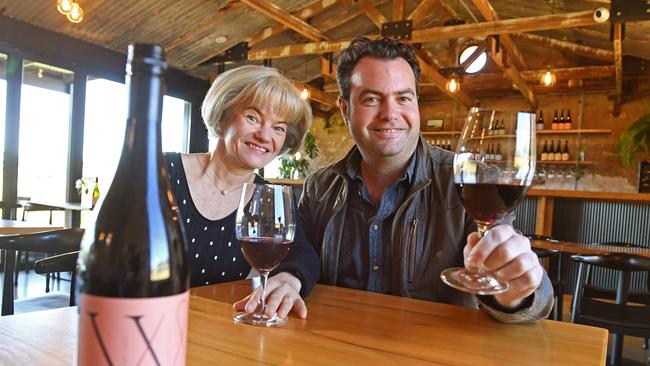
422, 131, 460, 136
538, 160, 594, 165
537, 129, 611, 135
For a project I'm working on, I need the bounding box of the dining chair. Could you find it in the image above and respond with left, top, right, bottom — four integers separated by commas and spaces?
570, 253, 650, 366
526, 234, 563, 321
33, 251, 79, 307
0, 229, 83, 316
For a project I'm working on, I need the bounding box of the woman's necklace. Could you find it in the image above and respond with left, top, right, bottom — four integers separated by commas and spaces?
196, 154, 253, 196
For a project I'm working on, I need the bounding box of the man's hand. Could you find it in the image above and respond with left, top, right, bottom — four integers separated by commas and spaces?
233, 272, 307, 319
464, 225, 543, 309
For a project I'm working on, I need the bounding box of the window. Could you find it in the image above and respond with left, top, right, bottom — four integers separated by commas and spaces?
459, 45, 487, 74
0, 53, 7, 198
17, 60, 74, 226
162, 95, 190, 153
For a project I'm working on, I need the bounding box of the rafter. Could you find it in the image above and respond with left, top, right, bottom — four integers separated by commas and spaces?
417, 56, 475, 107
488, 37, 536, 108
472, 0, 529, 70
294, 82, 337, 109
408, 0, 442, 27
355, 0, 388, 28
459, 65, 615, 86
248, 39, 355, 60
513, 33, 614, 62
411, 10, 607, 43
613, 23, 623, 116
393, 0, 405, 21
241, 0, 329, 42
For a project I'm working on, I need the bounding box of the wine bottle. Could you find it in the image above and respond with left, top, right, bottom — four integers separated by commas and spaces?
559, 110, 565, 130
565, 109, 572, 130
447, 140, 452, 151
536, 111, 544, 131
562, 140, 570, 161
77, 44, 189, 365
547, 141, 555, 161
91, 177, 100, 209
552, 110, 559, 130
500, 119, 506, 135
554, 140, 562, 161
495, 143, 502, 161
541, 140, 548, 161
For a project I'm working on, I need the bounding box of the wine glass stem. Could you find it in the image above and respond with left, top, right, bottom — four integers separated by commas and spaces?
258, 271, 269, 315
469, 223, 490, 273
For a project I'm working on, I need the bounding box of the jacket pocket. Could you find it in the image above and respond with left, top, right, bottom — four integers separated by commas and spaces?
407, 218, 418, 289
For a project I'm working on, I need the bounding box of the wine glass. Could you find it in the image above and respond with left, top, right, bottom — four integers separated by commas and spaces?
441, 107, 536, 295
234, 183, 296, 327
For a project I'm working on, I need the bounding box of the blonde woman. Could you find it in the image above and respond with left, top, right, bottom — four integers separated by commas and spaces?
165, 65, 318, 320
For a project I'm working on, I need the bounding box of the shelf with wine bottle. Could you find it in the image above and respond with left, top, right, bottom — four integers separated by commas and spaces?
537, 129, 611, 135
422, 131, 461, 136
537, 160, 594, 165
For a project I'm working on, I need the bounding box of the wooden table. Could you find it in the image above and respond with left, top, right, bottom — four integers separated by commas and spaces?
0, 219, 62, 235
532, 239, 650, 258
0, 281, 607, 365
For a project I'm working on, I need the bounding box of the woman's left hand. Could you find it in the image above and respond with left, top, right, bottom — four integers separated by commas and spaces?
233, 272, 307, 319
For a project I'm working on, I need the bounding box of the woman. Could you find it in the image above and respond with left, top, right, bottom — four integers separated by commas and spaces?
165, 65, 318, 320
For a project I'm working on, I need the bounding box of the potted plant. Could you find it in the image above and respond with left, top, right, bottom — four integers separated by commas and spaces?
616, 109, 650, 168
278, 132, 319, 179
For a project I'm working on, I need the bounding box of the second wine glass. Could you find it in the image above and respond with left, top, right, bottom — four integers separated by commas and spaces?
234, 183, 296, 327
440, 108, 536, 295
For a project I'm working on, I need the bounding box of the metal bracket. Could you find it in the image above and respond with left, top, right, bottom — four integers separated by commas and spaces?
611, 0, 650, 22
381, 20, 413, 40
198, 42, 249, 66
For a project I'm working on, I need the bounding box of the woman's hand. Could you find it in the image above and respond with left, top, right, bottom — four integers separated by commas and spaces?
233, 272, 307, 319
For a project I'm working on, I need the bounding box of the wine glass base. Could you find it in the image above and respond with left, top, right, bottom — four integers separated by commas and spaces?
440, 267, 509, 295
234, 311, 288, 327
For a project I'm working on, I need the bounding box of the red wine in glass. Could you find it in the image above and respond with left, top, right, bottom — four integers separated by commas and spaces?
240, 237, 292, 272
234, 183, 296, 327
441, 108, 536, 295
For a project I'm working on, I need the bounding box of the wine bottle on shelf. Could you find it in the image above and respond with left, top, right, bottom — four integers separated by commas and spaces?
552, 110, 559, 130
565, 109, 572, 130
77, 44, 189, 365
547, 141, 555, 161
91, 177, 100, 209
559, 110, 565, 130
562, 140, 570, 161
500, 119, 506, 135
446, 140, 452, 151
541, 140, 548, 161
486, 144, 492, 160
536, 111, 544, 131
495, 143, 502, 161
554, 140, 562, 161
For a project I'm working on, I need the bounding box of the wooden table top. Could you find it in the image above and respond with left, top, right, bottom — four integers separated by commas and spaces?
532, 239, 650, 258
0, 281, 607, 365
0, 219, 62, 235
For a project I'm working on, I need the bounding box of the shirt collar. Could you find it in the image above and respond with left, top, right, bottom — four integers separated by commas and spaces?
345, 148, 416, 185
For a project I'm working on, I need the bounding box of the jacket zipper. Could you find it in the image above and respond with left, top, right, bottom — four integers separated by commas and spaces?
321, 176, 349, 280
408, 218, 418, 286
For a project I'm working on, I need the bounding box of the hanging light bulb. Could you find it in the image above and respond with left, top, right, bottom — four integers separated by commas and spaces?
66, 2, 84, 23
300, 87, 310, 100
57, 0, 74, 14
540, 68, 556, 87
446, 74, 461, 94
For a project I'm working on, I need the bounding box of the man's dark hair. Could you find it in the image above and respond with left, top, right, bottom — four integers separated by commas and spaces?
336, 36, 421, 102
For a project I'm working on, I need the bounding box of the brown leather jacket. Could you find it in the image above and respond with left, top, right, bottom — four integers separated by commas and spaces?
299, 137, 553, 323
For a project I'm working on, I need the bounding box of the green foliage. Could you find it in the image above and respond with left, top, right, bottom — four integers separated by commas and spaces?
278, 132, 319, 179
616, 109, 650, 168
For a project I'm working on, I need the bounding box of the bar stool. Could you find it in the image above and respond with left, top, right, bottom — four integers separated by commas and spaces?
527, 234, 563, 321
571, 253, 650, 366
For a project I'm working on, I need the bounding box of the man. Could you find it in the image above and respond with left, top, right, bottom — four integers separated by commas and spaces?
298, 36, 553, 323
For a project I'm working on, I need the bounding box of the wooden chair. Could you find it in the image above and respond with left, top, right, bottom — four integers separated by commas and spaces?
0, 229, 83, 316
527, 234, 564, 321
33, 251, 79, 307
571, 253, 650, 366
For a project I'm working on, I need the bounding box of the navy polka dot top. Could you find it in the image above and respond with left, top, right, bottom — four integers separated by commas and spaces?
165, 152, 262, 288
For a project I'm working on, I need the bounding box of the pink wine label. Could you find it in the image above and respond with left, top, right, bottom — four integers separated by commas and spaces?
78, 291, 189, 366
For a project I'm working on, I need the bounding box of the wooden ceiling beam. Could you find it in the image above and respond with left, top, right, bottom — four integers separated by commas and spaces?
411, 9, 608, 43
241, 0, 329, 42
417, 55, 475, 107
294, 82, 337, 109
355, 0, 388, 28
513, 33, 614, 62
248, 39, 355, 60
488, 37, 537, 108
457, 65, 615, 86
613, 23, 623, 116
392, 0, 405, 21
408, 0, 442, 27
471, 0, 529, 70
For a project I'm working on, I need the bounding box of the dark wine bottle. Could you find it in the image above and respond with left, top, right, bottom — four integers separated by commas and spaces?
547, 141, 555, 161
552, 110, 559, 130
562, 140, 570, 161
77, 44, 189, 365
565, 109, 572, 130
559, 110, 565, 130
536, 110, 544, 131
541, 140, 548, 161
495, 143, 502, 161
554, 140, 562, 161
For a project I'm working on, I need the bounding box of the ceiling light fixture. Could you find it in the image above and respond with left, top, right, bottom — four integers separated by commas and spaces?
57, 0, 74, 15
66, 2, 84, 23
540, 67, 556, 87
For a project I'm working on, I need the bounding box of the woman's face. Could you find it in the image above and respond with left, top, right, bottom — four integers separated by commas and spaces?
218, 102, 289, 170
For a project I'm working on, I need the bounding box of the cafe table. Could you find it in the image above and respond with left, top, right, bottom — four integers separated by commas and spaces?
0, 219, 62, 235
0, 280, 607, 365
531, 239, 650, 258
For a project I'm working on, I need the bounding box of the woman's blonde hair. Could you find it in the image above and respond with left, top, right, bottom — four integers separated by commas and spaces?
201, 65, 312, 155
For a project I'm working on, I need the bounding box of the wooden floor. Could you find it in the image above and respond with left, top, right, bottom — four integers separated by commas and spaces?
0, 271, 648, 364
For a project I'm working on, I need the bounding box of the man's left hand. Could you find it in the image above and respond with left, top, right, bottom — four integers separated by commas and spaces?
464, 225, 543, 309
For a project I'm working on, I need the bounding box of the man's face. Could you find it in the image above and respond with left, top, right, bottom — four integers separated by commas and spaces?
339, 57, 420, 163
